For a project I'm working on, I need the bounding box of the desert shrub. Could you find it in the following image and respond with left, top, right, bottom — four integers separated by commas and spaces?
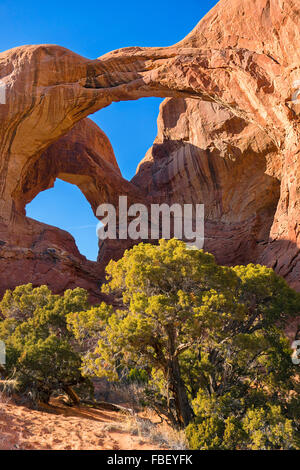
127, 368, 148, 384
67, 239, 300, 437
0, 284, 92, 403
186, 391, 298, 449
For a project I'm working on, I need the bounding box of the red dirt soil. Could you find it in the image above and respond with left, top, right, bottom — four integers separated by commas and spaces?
0, 398, 166, 450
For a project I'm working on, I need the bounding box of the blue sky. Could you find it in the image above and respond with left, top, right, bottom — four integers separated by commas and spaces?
0, 0, 217, 260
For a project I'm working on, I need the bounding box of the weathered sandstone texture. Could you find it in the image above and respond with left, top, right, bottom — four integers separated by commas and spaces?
0, 118, 143, 300
0, 0, 300, 296
133, 98, 280, 268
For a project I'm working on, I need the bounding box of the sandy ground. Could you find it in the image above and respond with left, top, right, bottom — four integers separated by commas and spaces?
0, 398, 167, 450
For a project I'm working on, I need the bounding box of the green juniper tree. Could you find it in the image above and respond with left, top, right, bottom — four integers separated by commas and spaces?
0, 284, 92, 403
67, 239, 300, 435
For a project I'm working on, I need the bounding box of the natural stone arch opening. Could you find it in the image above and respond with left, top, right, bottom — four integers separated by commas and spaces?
0, 118, 146, 300
1, 0, 300, 296
26, 178, 100, 261
13, 118, 125, 216
22, 96, 164, 263
92, 97, 164, 180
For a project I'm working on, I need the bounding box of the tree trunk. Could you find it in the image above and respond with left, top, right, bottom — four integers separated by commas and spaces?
167, 356, 194, 428
63, 385, 80, 405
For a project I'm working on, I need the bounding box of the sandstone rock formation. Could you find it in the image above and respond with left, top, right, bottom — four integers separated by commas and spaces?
0, 118, 142, 300
133, 98, 280, 267
0, 0, 299, 296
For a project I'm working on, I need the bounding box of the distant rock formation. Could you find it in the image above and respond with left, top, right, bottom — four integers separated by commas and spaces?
0, 0, 299, 297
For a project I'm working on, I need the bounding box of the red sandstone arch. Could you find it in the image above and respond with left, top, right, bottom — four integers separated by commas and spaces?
0, 0, 299, 296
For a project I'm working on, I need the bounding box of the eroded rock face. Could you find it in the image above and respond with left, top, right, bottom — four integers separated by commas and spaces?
0, 117, 145, 300
0, 0, 299, 295
133, 98, 281, 267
